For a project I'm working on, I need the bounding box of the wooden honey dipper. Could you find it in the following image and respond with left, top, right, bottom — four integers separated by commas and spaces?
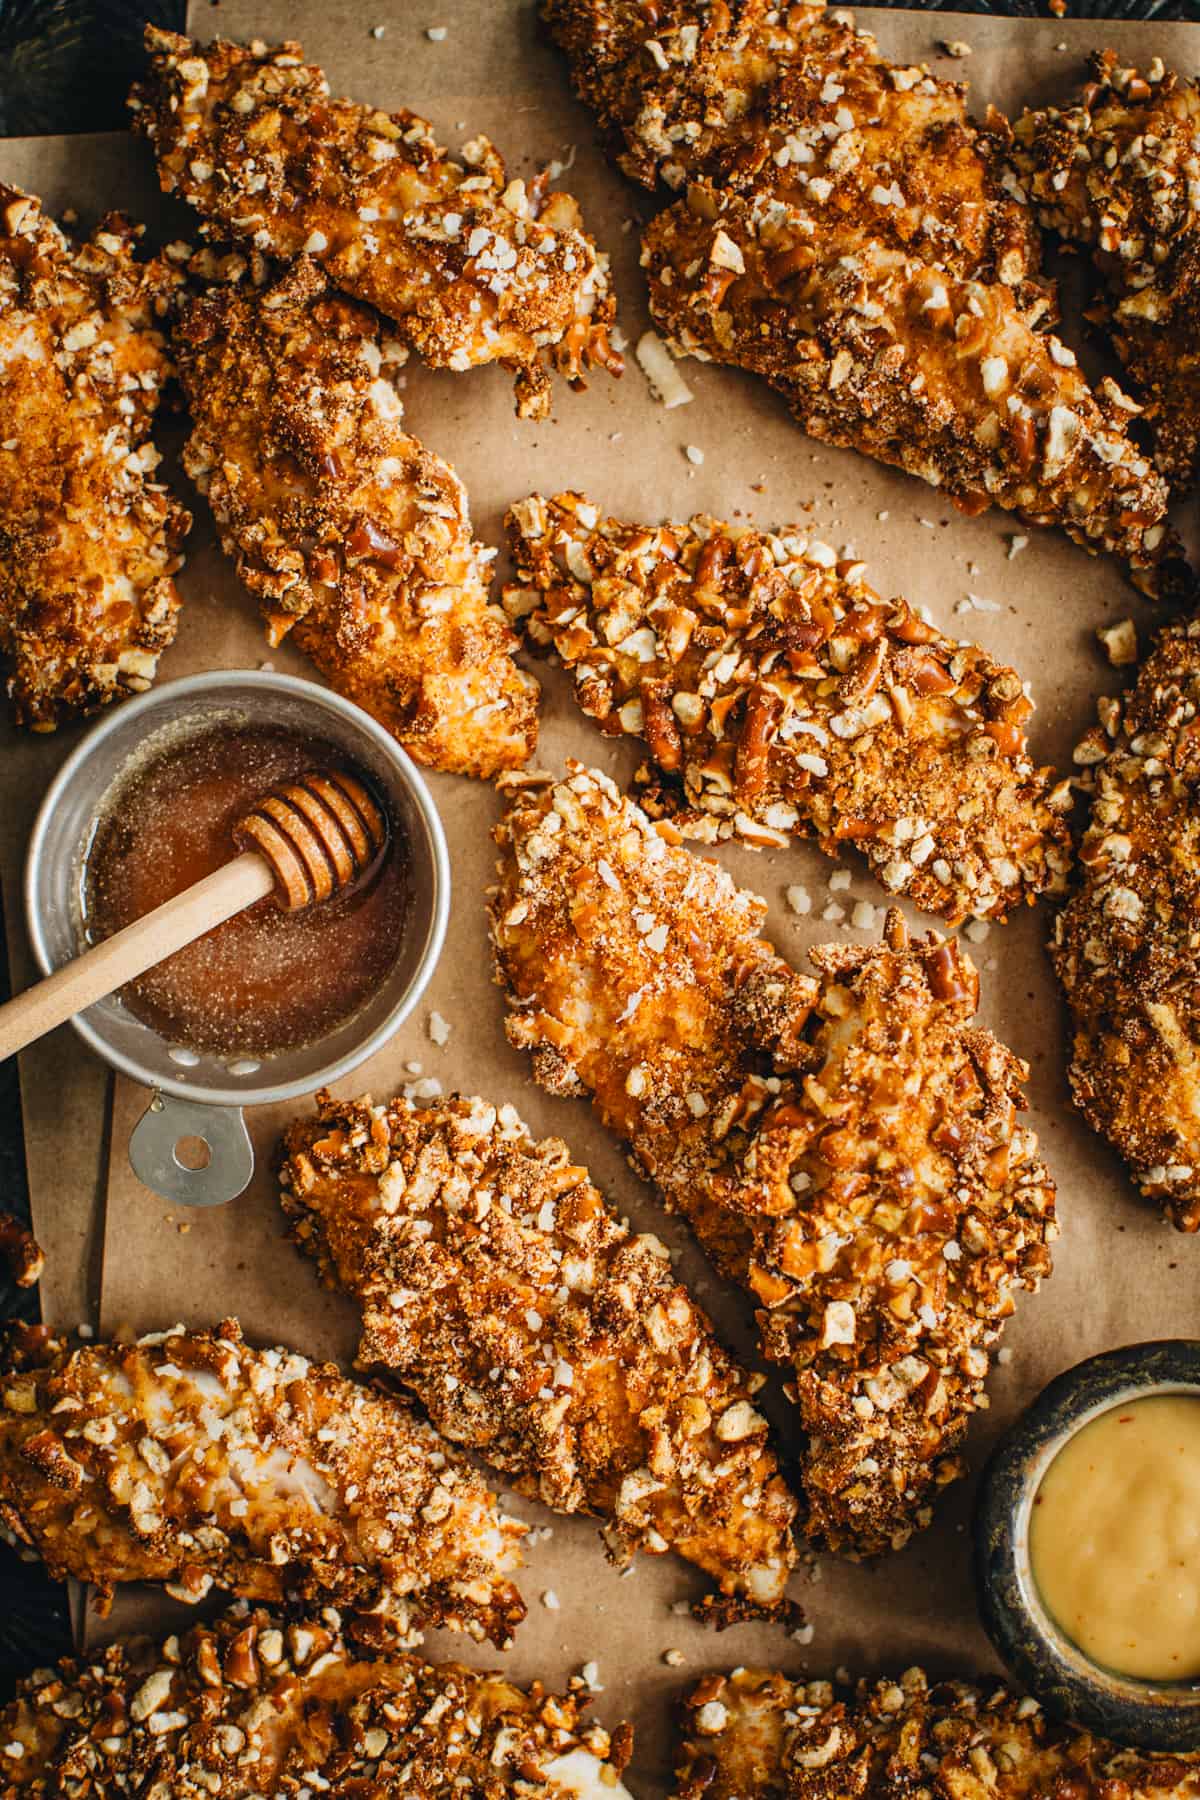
0, 771, 388, 1062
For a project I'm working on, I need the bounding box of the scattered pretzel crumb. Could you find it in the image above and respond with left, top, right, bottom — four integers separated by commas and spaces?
635, 331, 694, 408
1097, 618, 1138, 668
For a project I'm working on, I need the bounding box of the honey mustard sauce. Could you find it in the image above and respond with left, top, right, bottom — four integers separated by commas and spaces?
1029, 1393, 1200, 1682
82, 723, 409, 1059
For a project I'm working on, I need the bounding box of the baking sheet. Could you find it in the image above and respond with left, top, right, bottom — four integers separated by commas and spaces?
3, 5, 1200, 1790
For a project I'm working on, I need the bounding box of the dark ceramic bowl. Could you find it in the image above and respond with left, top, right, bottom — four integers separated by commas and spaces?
974, 1341, 1200, 1752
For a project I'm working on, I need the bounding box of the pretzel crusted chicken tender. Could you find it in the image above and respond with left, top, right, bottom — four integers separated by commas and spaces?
173, 257, 537, 777
278, 1088, 799, 1616
673, 1665, 1200, 1800
543, 1, 1180, 593
642, 190, 1180, 599
0, 1606, 635, 1800
1052, 620, 1200, 1233
490, 767, 1056, 1556
1012, 54, 1200, 490
0, 1321, 526, 1647
131, 27, 620, 420
0, 186, 190, 730
544, 0, 1040, 291
504, 493, 1070, 923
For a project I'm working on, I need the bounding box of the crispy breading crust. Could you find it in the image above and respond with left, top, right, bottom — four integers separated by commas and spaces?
0, 1320, 526, 1649
130, 26, 621, 420
172, 254, 538, 778
0, 1216, 42, 1289
504, 491, 1071, 923
641, 189, 1182, 600
543, 1, 1041, 292
0, 1604, 635, 1799
489, 765, 1056, 1557
542, 0, 1186, 597
673, 1665, 1200, 1800
1011, 53, 1200, 491
0, 186, 190, 731
1051, 619, 1200, 1232
277, 1086, 799, 1616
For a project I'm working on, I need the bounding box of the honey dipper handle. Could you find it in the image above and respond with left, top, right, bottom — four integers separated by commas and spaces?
0, 851, 275, 1063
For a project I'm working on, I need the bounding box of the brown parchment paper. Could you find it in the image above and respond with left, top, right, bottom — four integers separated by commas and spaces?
3, 6, 1200, 1791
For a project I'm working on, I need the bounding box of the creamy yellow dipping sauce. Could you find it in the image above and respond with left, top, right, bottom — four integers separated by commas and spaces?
1030, 1394, 1200, 1682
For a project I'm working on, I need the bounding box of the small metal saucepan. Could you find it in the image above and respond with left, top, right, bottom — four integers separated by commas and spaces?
24, 670, 450, 1208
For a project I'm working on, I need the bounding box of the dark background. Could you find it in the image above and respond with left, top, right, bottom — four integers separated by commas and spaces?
0, 0, 1195, 1695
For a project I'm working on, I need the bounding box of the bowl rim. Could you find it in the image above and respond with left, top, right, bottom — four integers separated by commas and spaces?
24, 669, 451, 1108
974, 1338, 1200, 1751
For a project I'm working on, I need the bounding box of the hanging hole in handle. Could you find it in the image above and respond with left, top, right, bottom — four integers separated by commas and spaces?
129, 1094, 254, 1207
173, 1135, 212, 1171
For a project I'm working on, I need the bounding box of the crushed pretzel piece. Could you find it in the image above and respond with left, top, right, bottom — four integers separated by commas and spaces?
0, 1216, 43, 1289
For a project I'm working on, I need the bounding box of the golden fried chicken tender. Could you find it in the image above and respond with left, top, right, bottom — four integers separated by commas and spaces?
1012, 53, 1200, 491
673, 1665, 1199, 1800
1051, 619, 1200, 1233
642, 189, 1182, 599
490, 765, 1056, 1556
278, 1087, 799, 1618
543, 1, 1184, 596
0, 185, 189, 730
0, 1320, 526, 1648
504, 492, 1071, 923
0, 1605, 634, 1800
545, 0, 1040, 292
130, 27, 621, 420
172, 256, 537, 778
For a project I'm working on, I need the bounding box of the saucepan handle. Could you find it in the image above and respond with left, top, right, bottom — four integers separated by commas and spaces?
128, 1093, 254, 1207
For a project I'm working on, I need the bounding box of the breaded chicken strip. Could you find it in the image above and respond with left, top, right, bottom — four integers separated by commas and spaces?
642, 189, 1181, 599
173, 256, 537, 778
1012, 54, 1200, 491
504, 492, 1071, 923
0, 1319, 525, 1648
0, 185, 189, 730
545, 0, 1041, 292
130, 27, 621, 420
0, 1605, 634, 1800
543, 1, 1184, 596
490, 766, 1056, 1556
673, 1665, 1199, 1800
1051, 619, 1200, 1233
278, 1087, 799, 1619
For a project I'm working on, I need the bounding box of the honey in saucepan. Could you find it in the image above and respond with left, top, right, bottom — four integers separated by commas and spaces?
82, 723, 410, 1059
1029, 1393, 1200, 1682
